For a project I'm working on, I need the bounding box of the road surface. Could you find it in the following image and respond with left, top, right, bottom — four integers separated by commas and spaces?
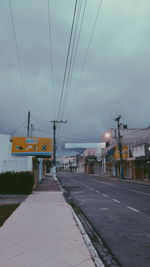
58, 173, 150, 267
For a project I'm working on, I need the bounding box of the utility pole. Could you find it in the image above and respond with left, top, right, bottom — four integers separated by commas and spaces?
115, 115, 124, 179
51, 120, 67, 180
27, 111, 30, 137
31, 123, 34, 137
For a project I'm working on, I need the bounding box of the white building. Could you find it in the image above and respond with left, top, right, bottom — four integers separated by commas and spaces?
0, 134, 32, 173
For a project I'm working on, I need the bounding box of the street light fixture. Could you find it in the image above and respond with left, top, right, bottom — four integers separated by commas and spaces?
105, 132, 111, 139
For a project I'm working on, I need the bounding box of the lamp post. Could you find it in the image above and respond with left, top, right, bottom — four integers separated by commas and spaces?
105, 132, 111, 139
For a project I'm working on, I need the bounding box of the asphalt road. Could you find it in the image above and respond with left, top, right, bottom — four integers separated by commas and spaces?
58, 173, 150, 267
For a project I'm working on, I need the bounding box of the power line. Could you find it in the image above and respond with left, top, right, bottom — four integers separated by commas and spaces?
57, 0, 88, 139
66, 0, 103, 120
48, 0, 56, 118
11, 118, 27, 136
8, 0, 29, 111
31, 112, 52, 124
110, 127, 150, 139
32, 119, 50, 129
60, 0, 87, 121
60, 0, 83, 117
57, 0, 79, 120
58, 134, 100, 142
56, 0, 79, 141
57, 0, 83, 138
65, 0, 87, 92
34, 127, 53, 135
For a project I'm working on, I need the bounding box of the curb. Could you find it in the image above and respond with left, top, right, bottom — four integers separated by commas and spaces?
71, 207, 105, 267
121, 179, 150, 186
56, 177, 63, 192
93, 174, 150, 186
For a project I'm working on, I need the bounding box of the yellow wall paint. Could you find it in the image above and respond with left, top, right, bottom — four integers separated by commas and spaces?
11, 137, 53, 155
114, 145, 129, 160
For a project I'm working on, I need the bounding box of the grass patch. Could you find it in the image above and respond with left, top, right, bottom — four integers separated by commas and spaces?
0, 204, 20, 226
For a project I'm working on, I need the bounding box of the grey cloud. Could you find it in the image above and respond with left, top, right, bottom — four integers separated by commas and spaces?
0, 0, 150, 143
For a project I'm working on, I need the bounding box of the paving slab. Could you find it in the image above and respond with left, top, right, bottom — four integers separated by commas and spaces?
34, 177, 61, 192
0, 191, 95, 267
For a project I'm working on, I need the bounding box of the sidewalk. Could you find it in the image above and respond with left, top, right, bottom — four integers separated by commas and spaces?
112, 176, 150, 186
94, 173, 150, 186
0, 177, 96, 267
122, 177, 150, 186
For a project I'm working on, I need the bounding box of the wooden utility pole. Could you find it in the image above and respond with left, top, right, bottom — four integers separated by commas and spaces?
31, 123, 34, 137
115, 115, 124, 179
27, 111, 30, 137
51, 120, 67, 179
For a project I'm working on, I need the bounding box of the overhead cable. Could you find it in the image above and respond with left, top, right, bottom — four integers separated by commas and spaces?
48, 0, 56, 118
57, 0, 79, 142
35, 127, 53, 135
66, 0, 103, 120
57, 0, 79, 120
60, 0, 87, 121
32, 112, 52, 123
58, 134, 99, 142
11, 119, 27, 136
8, 0, 29, 111
59, 0, 103, 139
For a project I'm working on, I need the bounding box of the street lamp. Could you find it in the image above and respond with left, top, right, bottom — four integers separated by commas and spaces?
104, 132, 111, 139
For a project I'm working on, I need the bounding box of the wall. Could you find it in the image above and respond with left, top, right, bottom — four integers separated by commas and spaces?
131, 144, 145, 158
94, 162, 102, 175
0, 134, 32, 173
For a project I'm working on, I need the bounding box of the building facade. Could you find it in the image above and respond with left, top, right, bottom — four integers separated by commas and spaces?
0, 134, 53, 184
0, 134, 32, 173
101, 127, 150, 180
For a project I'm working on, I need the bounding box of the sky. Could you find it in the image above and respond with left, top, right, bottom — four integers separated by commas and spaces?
0, 0, 150, 147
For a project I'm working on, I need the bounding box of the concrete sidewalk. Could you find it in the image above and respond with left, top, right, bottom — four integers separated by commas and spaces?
0, 181, 96, 266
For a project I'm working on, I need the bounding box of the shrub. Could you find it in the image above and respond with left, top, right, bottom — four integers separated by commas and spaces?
0, 171, 34, 194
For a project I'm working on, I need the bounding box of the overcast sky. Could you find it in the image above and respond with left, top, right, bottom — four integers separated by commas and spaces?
0, 0, 150, 145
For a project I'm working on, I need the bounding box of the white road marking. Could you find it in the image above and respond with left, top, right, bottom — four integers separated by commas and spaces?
95, 190, 100, 194
127, 206, 139, 212
76, 182, 99, 193
113, 199, 121, 204
99, 181, 114, 186
102, 194, 109, 198
90, 188, 94, 191
130, 189, 150, 197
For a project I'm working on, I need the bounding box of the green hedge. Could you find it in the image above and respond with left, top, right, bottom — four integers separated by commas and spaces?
0, 171, 34, 194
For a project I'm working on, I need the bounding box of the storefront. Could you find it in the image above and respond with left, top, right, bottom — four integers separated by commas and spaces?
113, 145, 129, 178
85, 156, 96, 174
